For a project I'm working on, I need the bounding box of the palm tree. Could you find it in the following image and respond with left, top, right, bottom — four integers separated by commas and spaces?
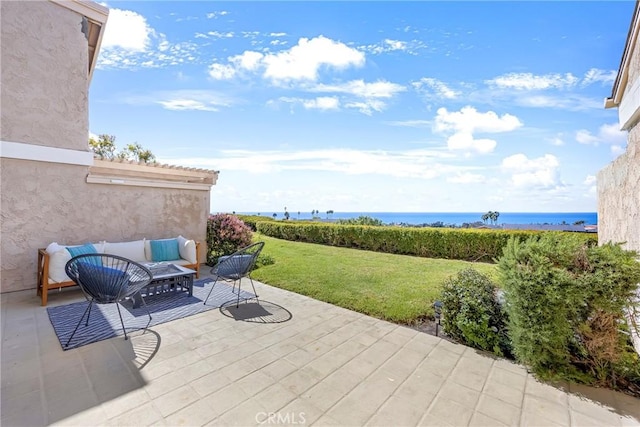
272, 213, 277, 219
481, 212, 490, 224
492, 211, 500, 225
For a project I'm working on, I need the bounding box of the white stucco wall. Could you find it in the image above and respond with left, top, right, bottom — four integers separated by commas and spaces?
1, 1, 89, 150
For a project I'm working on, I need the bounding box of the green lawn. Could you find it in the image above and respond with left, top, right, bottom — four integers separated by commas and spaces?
250, 234, 497, 324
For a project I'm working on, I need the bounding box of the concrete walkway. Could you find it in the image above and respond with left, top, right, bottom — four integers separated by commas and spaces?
1, 277, 639, 426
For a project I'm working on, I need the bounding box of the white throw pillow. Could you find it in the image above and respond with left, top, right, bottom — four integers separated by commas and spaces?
177, 235, 197, 264
103, 239, 146, 262
45, 242, 104, 283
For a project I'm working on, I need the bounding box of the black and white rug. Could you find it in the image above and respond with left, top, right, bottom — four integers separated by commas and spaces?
46, 279, 254, 350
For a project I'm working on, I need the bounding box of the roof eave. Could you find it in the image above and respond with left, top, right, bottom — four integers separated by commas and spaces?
48, 0, 109, 84
608, 1, 640, 108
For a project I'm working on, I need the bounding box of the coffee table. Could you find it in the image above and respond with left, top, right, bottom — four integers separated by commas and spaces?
131, 263, 196, 308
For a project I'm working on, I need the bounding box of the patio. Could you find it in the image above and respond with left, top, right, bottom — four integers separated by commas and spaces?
1, 272, 639, 426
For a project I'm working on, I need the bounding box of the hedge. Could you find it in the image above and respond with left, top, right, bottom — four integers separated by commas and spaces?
254, 221, 598, 262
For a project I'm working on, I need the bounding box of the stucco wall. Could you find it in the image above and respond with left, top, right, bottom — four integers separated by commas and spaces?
0, 1, 89, 150
0, 159, 211, 293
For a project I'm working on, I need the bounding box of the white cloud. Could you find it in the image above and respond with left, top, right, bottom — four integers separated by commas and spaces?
344, 100, 386, 115
207, 31, 234, 38
576, 130, 600, 145
230, 51, 264, 71
302, 97, 340, 110
101, 8, 152, 51
501, 153, 561, 188
611, 145, 626, 156
447, 172, 486, 184
269, 32, 287, 37
205, 36, 365, 83
413, 78, 459, 100
386, 39, 407, 49
550, 136, 565, 146
208, 63, 236, 80
262, 36, 365, 81
123, 90, 233, 111
206, 11, 229, 19
165, 148, 458, 179
446, 132, 496, 154
276, 97, 340, 111
583, 175, 596, 185
434, 106, 522, 134
576, 123, 626, 146
385, 120, 432, 128
515, 94, 602, 111
434, 107, 521, 155
486, 72, 579, 90
158, 99, 219, 112
582, 68, 617, 86
310, 80, 405, 99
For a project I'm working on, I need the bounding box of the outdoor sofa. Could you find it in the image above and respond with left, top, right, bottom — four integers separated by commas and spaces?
37, 236, 200, 306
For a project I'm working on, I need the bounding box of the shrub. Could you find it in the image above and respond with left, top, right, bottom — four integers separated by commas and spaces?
255, 220, 597, 263
206, 214, 252, 265
498, 233, 640, 392
440, 268, 511, 356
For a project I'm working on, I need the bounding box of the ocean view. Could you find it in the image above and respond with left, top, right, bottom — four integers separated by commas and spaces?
240, 212, 598, 226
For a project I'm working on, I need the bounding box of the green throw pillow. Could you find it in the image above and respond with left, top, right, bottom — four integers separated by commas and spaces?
150, 239, 180, 262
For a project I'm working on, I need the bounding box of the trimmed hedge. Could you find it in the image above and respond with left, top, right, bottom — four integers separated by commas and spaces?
255, 221, 597, 262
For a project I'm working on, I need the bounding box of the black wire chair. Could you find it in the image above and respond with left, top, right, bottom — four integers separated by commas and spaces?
205, 242, 265, 308
64, 253, 154, 347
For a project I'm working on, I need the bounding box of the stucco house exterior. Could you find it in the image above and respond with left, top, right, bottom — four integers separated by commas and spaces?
1, 0, 218, 296
600, 1, 640, 252
601, 0, 640, 356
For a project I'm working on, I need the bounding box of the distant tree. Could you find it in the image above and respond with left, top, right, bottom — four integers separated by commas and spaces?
491, 211, 500, 225
481, 212, 490, 224
284, 207, 290, 220
297, 211, 300, 219
273, 213, 277, 219
89, 134, 156, 163
89, 134, 117, 159
337, 215, 383, 226
573, 220, 585, 225
118, 142, 156, 163
327, 209, 334, 219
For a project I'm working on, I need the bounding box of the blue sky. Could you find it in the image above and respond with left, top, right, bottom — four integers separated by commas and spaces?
90, 1, 632, 214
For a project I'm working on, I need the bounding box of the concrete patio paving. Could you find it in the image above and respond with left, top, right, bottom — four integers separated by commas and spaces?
2, 275, 639, 426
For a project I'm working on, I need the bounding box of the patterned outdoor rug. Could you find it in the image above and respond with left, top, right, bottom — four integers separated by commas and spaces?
47, 279, 254, 350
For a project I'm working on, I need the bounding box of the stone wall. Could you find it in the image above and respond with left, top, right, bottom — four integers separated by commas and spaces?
597, 134, 640, 252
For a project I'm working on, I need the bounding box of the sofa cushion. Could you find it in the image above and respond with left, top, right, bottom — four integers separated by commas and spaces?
66, 243, 98, 258
103, 240, 146, 263
177, 235, 197, 264
46, 242, 105, 283
150, 239, 180, 262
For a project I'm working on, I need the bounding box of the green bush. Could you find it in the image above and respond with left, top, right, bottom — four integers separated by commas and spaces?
206, 214, 253, 265
440, 268, 511, 356
236, 214, 275, 231
498, 233, 640, 391
255, 221, 597, 262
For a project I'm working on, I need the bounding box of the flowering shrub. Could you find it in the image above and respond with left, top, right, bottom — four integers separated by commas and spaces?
206, 214, 253, 265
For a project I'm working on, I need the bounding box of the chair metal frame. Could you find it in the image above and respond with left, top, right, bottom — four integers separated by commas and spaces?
64, 253, 154, 347
204, 242, 265, 307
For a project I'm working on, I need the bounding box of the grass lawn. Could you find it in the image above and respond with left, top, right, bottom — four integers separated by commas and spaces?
250, 234, 497, 324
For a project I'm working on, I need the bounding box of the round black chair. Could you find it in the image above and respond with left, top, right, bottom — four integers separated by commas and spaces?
64, 253, 153, 347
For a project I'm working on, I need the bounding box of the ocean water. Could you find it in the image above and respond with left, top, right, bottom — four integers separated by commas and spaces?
240, 212, 598, 226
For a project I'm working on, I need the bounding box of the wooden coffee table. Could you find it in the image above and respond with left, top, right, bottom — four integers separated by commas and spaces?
131, 263, 196, 308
